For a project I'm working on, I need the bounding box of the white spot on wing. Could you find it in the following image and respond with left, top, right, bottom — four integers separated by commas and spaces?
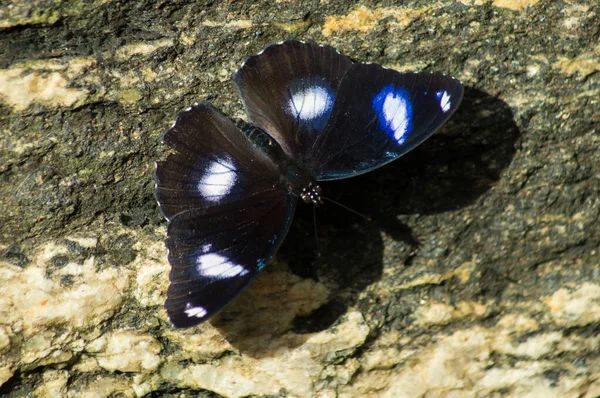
288, 86, 333, 120
382, 92, 410, 144
196, 253, 249, 278
184, 303, 208, 318
437, 90, 451, 112
198, 157, 237, 201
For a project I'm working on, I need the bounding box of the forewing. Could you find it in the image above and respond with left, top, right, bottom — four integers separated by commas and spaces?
307, 64, 464, 180
155, 103, 296, 327
156, 102, 280, 220
233, 39, 353, 162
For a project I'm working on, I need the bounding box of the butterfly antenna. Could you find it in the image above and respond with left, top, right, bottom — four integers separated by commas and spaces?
322, 197, 372, 222
313, 206, 321, 256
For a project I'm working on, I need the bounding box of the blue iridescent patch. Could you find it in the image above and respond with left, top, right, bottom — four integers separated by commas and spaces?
372, 85, 413, 145
256, 258, 267, 271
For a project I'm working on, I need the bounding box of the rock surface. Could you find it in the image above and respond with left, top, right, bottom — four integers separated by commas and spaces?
1, 1, 599, 397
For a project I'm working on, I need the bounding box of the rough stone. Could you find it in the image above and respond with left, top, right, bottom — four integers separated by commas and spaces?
1, 1, 599, 397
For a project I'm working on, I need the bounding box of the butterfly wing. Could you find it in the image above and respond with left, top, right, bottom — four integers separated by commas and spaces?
233, 39, 353, 163
306, 64, 464, 180
155, 103, 296, 328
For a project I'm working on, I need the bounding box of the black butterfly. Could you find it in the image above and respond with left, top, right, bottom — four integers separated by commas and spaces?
155, 39, 463, 328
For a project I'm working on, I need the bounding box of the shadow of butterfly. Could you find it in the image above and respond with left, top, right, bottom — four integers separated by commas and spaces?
155, 39, 464, 328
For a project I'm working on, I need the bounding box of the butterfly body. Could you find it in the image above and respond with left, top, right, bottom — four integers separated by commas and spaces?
155, 39, 463, 328
239, 120, 322, 204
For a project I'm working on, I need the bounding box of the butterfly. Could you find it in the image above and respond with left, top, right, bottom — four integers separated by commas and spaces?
155, 39, 463, 328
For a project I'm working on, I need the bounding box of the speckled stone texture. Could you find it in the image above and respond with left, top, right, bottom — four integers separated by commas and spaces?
1, 1, 599, 397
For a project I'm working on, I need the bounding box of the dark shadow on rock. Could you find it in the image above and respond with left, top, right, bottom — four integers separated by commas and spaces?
209, 87, 520, 357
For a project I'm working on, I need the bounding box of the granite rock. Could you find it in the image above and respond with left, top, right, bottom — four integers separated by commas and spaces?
1, 1, 599, 397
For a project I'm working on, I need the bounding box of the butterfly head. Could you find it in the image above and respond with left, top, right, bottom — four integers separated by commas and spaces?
300, 182, 323, 206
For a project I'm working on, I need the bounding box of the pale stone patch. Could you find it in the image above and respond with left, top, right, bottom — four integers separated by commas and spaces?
381, 257, 477, 294
156, 283, 364, 397
554, 52, 600, 79
343, 304, 600, 398
71, 355, 100, 374
557, 334, 600, 355
287, 278, 329, 316
72, 374, 132, 398
21, 330, 55, 365
476, 362, 587, 396
66, 236, 98, 248
545, 283, 600, 326
0, 69, 84, 110
159, 312, 369, 398
115, 39, 174, 61
119, 88, 143, 105
562, 4, 591, 29
415, 301, 488, 327
504, 92, 552, 115
0, 327, 10, 350
322, 5, 429, 37
492, 0, 540, 11
212, 269, 329, 336
378, 328, 492, 397
414, 302, 455, 326
0, 0, 111, 29
132, 375, 155, 397
164, 326, 235, 363
0, 4, 59, 28
0, 366, 13, 387
413, 301, 487, 327
0, 58, 95, 111
4, 230, 598, 397
0, 255, 125, 333
36, 241, 69, 263
351, 326, 589, 398
93, 331, 162, 373
526, 63, 541, 78
305, 312, 369, 352
134, 240, 169, 307
495, 313, 540, 332
585, 379, 600, 398
161, 362, 268, 398
253, 349, 325, 398
362, 347, 404, 371
200, 20, 253, 29
0, 39, 187, 111
6, 135, 59, 156
494, 331, 563, 359
383, 61, 430, 73
0, 237, 128, 388
33, 370, 69, 398
458, 0, 486, 5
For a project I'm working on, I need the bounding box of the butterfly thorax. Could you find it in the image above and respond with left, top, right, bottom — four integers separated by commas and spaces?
239, 120, 323, 206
